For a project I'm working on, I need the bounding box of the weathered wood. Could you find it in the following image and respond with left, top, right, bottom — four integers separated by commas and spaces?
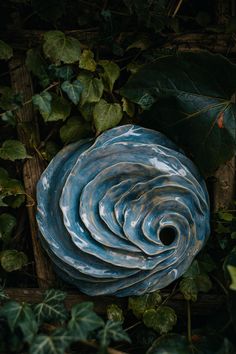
9, 57, 55, 288
4, 288, 225, 316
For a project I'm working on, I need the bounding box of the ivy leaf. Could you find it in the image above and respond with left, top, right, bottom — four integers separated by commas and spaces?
121, 97, 135, 117
0, 250, 28, 272
146, 334, 190, 354
0, 168, 25, 208
0, 87, 22, 111
143, 306, 177, 335
93, 99, 123, 134
41, 141, 60, 161
79, 102, 95, 122
43, 31, 81, 64
227, 265, 236, 291
26, 48, 50, 87
0, 140, 29, 161
61, 80, 83, 105
128, 291, 162, 319
107, 304, 124, 323
1, 111, 16, 126
48, 65, 74, 81
0, 40, 13, 60
0, 213, 16, 243
60, 117, 91, 144
29, 328, 73, 354
68, 302, 104, 340
98, 320, 131, 353
179, 278, 198, 302
78, 71, 104, 106
34, 289, 67, 324
121, 52, 236, 174
79, 49, 96, 72
32, 91, 52, 117
0, 301, 38, 343
98, 60, 120, 92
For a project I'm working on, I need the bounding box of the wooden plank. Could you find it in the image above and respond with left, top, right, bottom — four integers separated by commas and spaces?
4, 288, 225, 316
9, 57, 56, 288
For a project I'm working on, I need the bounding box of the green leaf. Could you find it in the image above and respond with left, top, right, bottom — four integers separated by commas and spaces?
34, 289, 67, 324
79, 102, 95, 122
29, 328, 73, 354
98, 320, 131, 353
121, 97, 135, 117
0, 169, 25, 208
121, 52, 236, 174
41, 141, 60, 161
0, 140, 29, 161
0, 86, 22, 111
0, 213, 16, 243
98, 60, 120, 92
107, 304, 124, 323
143, 306, 177, 334
146, 334, 190, 354
0, 301, 38, 343
179, 278, 198, 302
32, 91, 52, 116
0, 250, 28, 272
60, 117, 91, 144
48, 65, 74, 81
43, 31, 81, 64
26, 48, 50, 87
0, 40, 13, 60
77, 72, 104, 106
79, 49, 96, 72
218, 212, 234, 222
61, 80, 83, 105
34, 93, 71, 122
128, 291, 162, 319
227, 265, 236, 291
1, 111, 16, 126
93, 99, 123, 134
68, 302, 104, 340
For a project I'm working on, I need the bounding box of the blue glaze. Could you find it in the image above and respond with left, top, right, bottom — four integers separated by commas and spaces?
36, 124, 210, 296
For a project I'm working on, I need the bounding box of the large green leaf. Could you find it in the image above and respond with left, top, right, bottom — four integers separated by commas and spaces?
32, 92, 52, 117
143, 306, 177, 334
29, 328, 73, 354
79, 49, 96, 72
97, 320, 131, 353
61, 80, 83, 105
93, 99, 123, 134
34, 93, 71, 122
98, 60, 120, 92
0, 140, 29, 161
67, 302, 104, 340
34, 289, 67, 324
77, 72, 104, 106
60, 117, 91, 144
0, 301, 38, 343
107, 304, 124, 323
43, 31, 81, 64
26, 48, 50, 87
146, 334, 190, 354
121, 52, 236, 175
128, 291, 162, 319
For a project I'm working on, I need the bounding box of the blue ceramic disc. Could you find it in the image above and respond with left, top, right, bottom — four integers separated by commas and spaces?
36, 124, 210, 296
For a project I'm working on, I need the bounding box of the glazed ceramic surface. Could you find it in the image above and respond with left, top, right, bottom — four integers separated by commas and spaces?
36, 124, 210, 296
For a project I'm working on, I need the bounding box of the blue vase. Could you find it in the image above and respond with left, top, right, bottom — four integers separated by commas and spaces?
36, 124, 210, 296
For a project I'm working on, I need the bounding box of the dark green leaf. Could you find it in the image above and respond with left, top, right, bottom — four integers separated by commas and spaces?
98, 320, 131, 353
0, 140, 29, 161
60, 116, 91, 144
34, 93, 71, 122
77, 71, 104, 106
34, 289, 67, 324
41, 141, 60, 161
68, 302, 104, 340
93, 99, 123, 134
0, 301, 38, 343
146, 334, 190, 354
121, 52, 236, 174
26, 48, 50, 87
107, 304, 124, 323
0, 87, 22, 111
32, 91, 52, 117
48, 65, 74, 81
0, 250, 28, 272
29, 328, 73, 354
43, 31, 81, 64
98, 60, 120, 92
0, 40, 13, 60
1, 111, 16, 126
61, 80, 83, 105
0, 169, 25, 207
0, 213, 16, 243
143, 306, 177, 334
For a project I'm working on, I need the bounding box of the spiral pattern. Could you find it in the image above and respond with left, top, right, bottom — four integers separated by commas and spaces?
36, 124, 210, 296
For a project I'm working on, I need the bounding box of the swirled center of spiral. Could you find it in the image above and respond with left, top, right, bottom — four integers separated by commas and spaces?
36, 124, 210, 297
